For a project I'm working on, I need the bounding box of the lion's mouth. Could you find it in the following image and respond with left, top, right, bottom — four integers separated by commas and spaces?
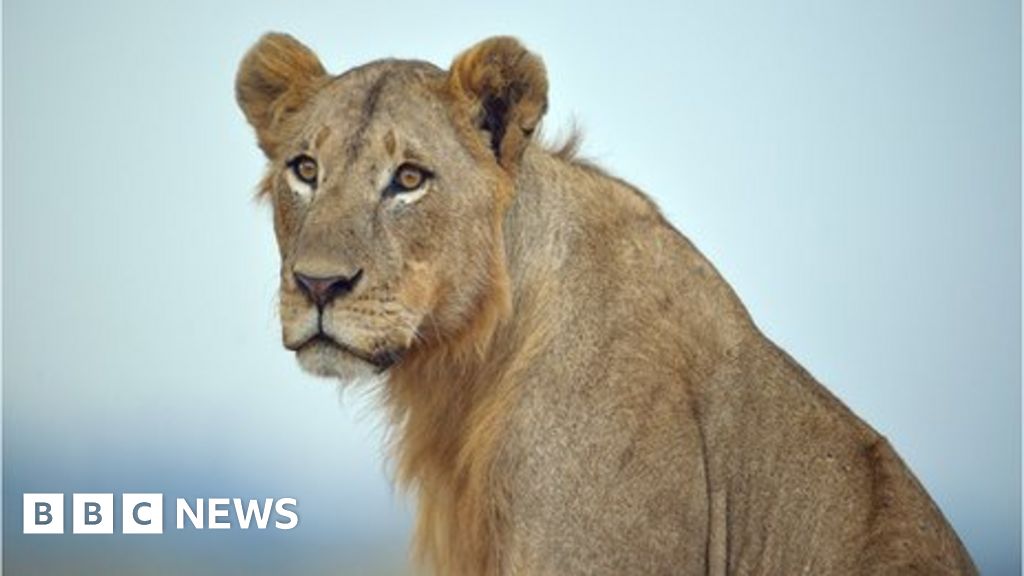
291, 334, 402, 371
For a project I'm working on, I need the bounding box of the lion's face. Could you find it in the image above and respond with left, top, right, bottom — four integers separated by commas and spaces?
236, 35, 547, 381
268, 65, 506, 380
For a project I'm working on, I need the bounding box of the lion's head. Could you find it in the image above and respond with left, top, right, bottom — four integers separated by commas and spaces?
235, 34, 548, 381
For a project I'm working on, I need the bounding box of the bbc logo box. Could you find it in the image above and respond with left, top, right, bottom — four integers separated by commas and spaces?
23, 493, 163, 534
22, 494, 63, 534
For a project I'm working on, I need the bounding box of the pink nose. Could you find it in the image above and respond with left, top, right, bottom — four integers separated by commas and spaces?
293, 269, 363, 308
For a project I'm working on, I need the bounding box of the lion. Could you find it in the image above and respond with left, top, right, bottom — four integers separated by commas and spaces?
235, 33, 978, 575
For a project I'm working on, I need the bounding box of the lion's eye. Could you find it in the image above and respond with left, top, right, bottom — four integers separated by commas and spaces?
289, 155, 319, 185
387, 163, 431, 195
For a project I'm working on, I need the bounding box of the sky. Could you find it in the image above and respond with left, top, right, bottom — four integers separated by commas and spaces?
3, 0, 1020, 574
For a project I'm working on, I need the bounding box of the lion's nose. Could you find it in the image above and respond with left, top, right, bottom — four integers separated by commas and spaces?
293, 269, 363, 308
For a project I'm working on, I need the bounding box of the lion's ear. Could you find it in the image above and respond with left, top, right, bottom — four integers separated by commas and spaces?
447, 37, 548, 171
235, 33, 327, 157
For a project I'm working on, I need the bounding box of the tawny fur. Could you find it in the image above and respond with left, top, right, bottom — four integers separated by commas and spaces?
236, 33, 978, 576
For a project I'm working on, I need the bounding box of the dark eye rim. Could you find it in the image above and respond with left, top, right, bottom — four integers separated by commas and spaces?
384, 163, 433, 197
287, 154, 318, 186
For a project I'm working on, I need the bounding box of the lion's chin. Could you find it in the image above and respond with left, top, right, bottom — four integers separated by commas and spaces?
295, 339, 380, 383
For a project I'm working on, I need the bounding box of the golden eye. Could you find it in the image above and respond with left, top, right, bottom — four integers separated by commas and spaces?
289, 155, 318, 185
391, 164, 429, 193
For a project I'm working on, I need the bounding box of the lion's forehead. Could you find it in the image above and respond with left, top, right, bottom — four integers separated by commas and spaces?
303, 60, 450, 152
307, 60, 444, 130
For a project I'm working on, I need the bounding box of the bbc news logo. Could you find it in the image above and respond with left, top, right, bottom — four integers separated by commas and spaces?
23, 493, 299, 534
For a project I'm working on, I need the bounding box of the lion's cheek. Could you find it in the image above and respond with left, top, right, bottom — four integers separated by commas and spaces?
396, 260, 441, 314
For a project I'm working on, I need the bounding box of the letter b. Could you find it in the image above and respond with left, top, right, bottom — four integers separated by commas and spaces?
37, 502, 52, 525
85, 502, 102, 525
